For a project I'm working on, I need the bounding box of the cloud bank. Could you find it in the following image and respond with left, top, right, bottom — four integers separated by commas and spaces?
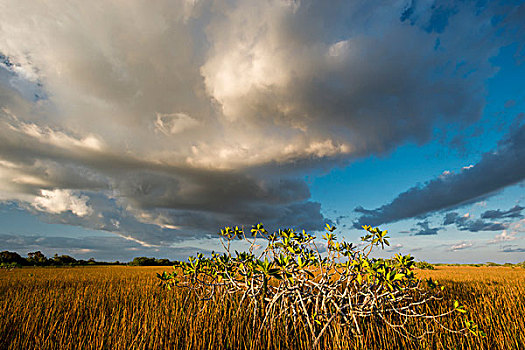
442, 212, 506, 233
0, 232, 212, 261
354, 120, 525, 228
0, 1, 523, 244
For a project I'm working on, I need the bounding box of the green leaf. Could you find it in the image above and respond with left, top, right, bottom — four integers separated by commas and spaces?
325, 224, 336, 232
393, 273, 405, 281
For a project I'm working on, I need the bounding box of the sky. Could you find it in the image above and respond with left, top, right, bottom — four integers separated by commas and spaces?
0, 0, 524, 263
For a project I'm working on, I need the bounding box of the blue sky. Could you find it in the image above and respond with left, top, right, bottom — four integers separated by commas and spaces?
0, 0, 523, 262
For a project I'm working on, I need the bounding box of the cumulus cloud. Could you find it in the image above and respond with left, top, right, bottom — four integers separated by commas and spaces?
354, 120, 525, 228
490, 230, 517, 244
33, 189, 93, 217
0, 0, 523, 245
489, 218, 525, 244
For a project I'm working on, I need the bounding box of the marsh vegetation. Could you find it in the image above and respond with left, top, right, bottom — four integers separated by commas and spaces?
1, 227, 523, 349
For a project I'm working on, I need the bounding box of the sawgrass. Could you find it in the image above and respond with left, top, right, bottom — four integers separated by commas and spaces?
0, 265, 523, 349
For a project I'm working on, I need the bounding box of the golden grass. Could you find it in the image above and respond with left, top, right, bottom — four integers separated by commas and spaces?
0, 266, 523, 349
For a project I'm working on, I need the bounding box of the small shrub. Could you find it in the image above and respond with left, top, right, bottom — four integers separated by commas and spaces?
0, 262, 22, 269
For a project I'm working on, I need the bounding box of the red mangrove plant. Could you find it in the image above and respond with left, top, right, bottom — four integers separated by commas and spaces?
158, 223, 483, 346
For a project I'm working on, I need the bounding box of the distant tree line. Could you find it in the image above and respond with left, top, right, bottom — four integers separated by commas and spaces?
127, 257, 176, 266
0, 250, 122, 268
0, 250, 178, 268
2, 250, 524, 269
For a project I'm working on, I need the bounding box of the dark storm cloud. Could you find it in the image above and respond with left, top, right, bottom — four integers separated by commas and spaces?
443, 212, 461, 226
501, 245, 525, 253
354, 121, 525, 228
460, 220, 506, 233
0, 106, 322, 242
412, 221, 441, 236
442, 212, 506, 232
481, 205, 524, 220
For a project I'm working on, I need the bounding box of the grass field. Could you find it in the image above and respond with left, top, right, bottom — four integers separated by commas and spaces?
0, 265, 523, 349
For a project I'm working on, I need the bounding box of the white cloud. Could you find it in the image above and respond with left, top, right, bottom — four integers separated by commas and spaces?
118, 233, 157, 248
386, 243, 403, 252
489, 219, 525, 244
450, 241, 473, 251
490, 230, 517, 243
2, 109, 104, 151
33, 189, 93, 217
439, 170, 452, 179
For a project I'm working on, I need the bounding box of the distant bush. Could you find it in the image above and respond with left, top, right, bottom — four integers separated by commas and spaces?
129, 257, 174, 266
129, 257, 157, 266
485, 262, 501, 267
52, 254, 77, 266
0, 262, 22, 269
0, 251, 26, 266
26, 251, 49, 266
415, 261, 435, 270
